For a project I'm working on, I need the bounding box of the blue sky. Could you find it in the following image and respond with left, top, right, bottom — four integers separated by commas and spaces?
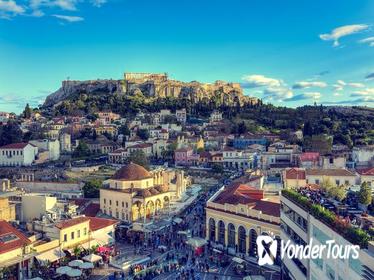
0, 0, 374, 113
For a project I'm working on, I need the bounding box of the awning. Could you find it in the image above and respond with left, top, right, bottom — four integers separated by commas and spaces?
173, 217, 183, 224
35, 248, 66, 264
82, 254, 102, 263
232, 257, 245, 264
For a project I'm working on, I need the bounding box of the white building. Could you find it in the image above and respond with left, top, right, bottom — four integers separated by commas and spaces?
209, 111, 223, 123
280, 190, 374, 280
176, 108, 187, 124
21, 194, 58, 222
60, 133, 71, 152
0, 143, 38, 166
29, 139, 60, 161
222, 147, 255, 170
352, 146, 374, 167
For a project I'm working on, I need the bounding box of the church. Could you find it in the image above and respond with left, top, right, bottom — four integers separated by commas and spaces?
100, 163, 186, 223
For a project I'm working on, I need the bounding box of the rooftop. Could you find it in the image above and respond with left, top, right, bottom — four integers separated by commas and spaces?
111, 163, 152, 181
306, 168, 356, 177
55, 216, 90, 229
213, 182, 280, 217
0, 220, 31, 254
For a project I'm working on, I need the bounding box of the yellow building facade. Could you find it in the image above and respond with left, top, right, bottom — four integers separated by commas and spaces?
100, 163, 178, 223
205, 184, 280, 257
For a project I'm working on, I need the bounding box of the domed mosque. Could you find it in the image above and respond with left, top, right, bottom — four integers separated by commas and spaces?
100, 163, 186, 223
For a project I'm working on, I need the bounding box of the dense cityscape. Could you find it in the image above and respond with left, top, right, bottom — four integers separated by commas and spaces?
1, 1, 374, 280
0, 71, 372, 280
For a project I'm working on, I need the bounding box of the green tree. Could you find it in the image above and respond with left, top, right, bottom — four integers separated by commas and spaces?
22, 103, 32, 119
320, 178, 333, 192
0, 121, 23, 146
137, 129, 149, 141
211, 163, 224, 173
127, 150, 149, 169
328, 185, 346, 201
73, 141, 90, 158
358, 182, 372, 206
83, 179, 102, 198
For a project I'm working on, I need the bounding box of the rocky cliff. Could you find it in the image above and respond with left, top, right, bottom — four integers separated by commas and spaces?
44, 73, 257, 106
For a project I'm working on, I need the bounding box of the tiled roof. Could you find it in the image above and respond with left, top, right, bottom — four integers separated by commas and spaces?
0, 143, 30, 149
112, 163, 152, 181
130, 143, 153, 149
55, 217, 90, 229
285, 168, 306, 180
0, 220, 30, 254
356, 167, 374, 176
83, 203, 100, 217
299, 152, 320, 162
88, 217, 118, 231
306, 168, 355, 177
213, 182, 280, 217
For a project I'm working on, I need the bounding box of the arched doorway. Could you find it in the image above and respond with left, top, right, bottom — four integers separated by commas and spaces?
163, 196, 170, 208
228, 223, 236, 249
249, 229, 258, 257
209, 218, 216, 241
145, 200, 154, 218
155, 199, 162, 213
238, 226, 246, 254
218, 221, 225, 245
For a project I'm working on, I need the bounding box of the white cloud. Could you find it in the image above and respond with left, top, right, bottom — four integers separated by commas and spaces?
351, 88, 374, 97
30, 0, 77, 11
242, 75, 283, 88
304, 92, 322, 99
91, 0, 106, 7
359, 37, 374, 47
319, 24, 369, 47
333, 80, 365, 92
263, 87, 293, 101
348, 82, 365, 88
0, 0, 25, 14
52, 14, 83, 22
292, 81, 327, 89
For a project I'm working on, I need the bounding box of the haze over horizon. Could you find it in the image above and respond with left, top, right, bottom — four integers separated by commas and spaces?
1, 0, 374, 113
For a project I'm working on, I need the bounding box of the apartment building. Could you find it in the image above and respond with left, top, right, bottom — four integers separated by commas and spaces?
280, 189, 374, 280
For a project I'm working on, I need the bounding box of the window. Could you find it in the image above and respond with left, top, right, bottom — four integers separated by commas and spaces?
77, 230, 80, 238
326, 264, 335, 280
345, 180, 349, 185
63, 234, 67, 242
104, 198, 106, 204
71, 232, 74, 239
116, 201, 119, 206
335, 180, 340, 185
83, 228, 87, 235
315, 179, 320, 184
109, 200, 112, 205
122, 202, 124, 207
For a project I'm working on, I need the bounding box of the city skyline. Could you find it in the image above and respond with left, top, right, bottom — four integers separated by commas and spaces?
1, 0, 374, 112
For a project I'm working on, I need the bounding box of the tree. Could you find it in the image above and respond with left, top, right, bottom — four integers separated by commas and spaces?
320, 178, 333, 192
358, 182, 372, 206
119, 125, 130, 136
73, 141, 90, 158
211, 163, 224, 173
0, 121, 23, 146
127, 150, 149, 169
137, 129, 149, 141
328, 185, 346, 201
22, 103, 32, 119
83, 179, 102, 198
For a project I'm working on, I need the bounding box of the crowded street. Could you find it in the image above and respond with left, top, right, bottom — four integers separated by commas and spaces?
99, 174, 281, 280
